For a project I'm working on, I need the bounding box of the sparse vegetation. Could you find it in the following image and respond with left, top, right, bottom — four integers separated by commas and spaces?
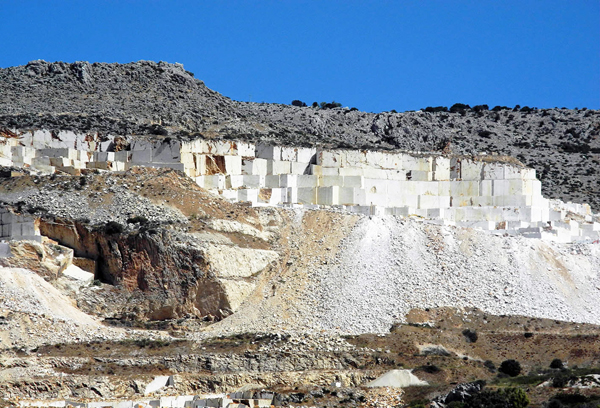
500, 359, 522, 377
291, 100, 307, 107
462, 329, 478, 343
104, 220, 124, 234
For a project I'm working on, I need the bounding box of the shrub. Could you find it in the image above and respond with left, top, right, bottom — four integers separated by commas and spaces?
450, 103, 471, 113
424, 106, 448, 113
484, 360, 496, 373
127, 215, 148, 224
291, 100, 307, 107
552, 392, 588, 404
465, 388, 529, 408
319, 101, 342, 109
499, 359, 522, 377
104, 221, 124, 234
463, 329, 478, 343
551, 371, 576, 388
472, 104, 489, 112
550, 359, 564, 369
312, 102, 319, 108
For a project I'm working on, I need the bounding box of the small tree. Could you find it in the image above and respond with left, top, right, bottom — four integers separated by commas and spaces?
462, 329, 478, 343
550, 358, 564, 369
499, 359, 522, 377
450, 103, 471, 113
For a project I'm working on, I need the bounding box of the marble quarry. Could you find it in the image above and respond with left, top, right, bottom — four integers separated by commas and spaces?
1, 129, 598, 243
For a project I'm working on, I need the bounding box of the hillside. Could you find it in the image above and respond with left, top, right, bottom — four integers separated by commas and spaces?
1, 60, 600, 407
0, 60, 599, 210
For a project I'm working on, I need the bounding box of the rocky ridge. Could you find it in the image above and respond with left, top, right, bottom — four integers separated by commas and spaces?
0, 60, 599, 209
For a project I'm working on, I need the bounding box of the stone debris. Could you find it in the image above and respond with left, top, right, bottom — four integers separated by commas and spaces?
365, 369, 427, 388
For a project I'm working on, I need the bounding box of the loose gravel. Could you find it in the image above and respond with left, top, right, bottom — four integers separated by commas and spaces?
313, 216, 600, 334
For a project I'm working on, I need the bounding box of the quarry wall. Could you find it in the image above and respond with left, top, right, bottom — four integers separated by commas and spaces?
1, 129, 598, 243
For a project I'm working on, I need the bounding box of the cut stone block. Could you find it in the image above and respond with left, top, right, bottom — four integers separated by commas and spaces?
339, 187, 366, 206
267, 160, 291, 175
433, 157, 451, 181
236, 141, 256, 157
338, 167, 364, 177
150, 139, 181, 163
384, 169, 406, 181
403, 155, 433, 172
296, 187, 317, 204
343, 176, 365, 189
296, 147, 316, 163
310, 164, 323, 176
483, 162, 505, 180
364, 178, 389, 194
242, 158, 268, 176
407, 170, 432, 181
55, 165, 81, 176
344, 150, 366, 167
480, 180, 493, 196
317, 186, 340, 205
264, 188, 286, 204
280, 147, 298, 161
63, 264, 94, 284
279, 174, 297, 188
450, 157, 461, 179
238, 189, 259, 203
201, 175, 226, 189
461, 160, 484, 180
317, 150, 346, 167
224, 155, 242, 175
365, 192, 388, 207
321, 167, 340, 176
471, 196, 494, 206
129, 149, 153, 163
265, 175, 281, 188
319, 175, 344, 187
226, 175, 245, 189
256, 143, 281, 160
290, 161, 310, 175
450, 181, 479, 196
95, 152, 115, 162
205, 140, 237, 155
221, 189, 238, 201
37, 148, 78, 160
297, 175, 318, 188
49, 157, 71, 167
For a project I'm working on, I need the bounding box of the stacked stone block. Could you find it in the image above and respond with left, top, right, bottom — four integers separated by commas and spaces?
1, 130, 598, 243
0, 207, 41, 242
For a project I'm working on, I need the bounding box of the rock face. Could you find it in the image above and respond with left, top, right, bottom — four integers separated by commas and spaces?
0, 61, 599, 209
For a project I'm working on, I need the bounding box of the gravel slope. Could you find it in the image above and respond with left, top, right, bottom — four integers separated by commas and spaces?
315, 216, 600, 333
206, 211, 600, 336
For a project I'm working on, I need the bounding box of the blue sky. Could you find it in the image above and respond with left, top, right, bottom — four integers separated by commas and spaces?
1, 1, 598, 112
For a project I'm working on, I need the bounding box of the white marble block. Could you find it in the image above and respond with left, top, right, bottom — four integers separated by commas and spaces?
242, 158, 268, 176
317, 186, 340, 205
267, 160, 291, 175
